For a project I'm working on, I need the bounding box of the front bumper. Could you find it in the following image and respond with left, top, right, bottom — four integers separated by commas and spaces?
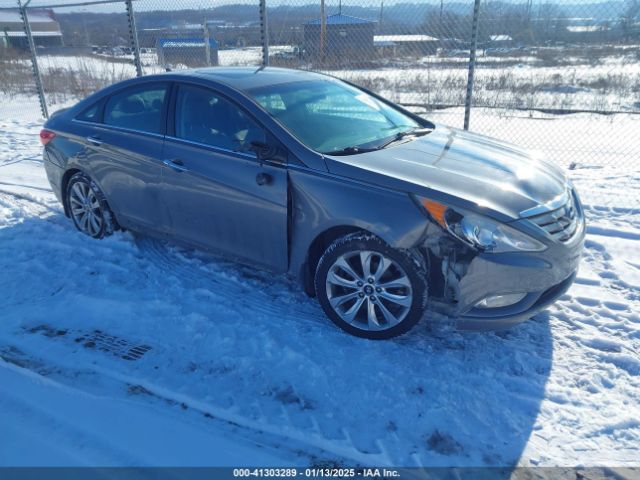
455, 271, 577, 330
448, 220, 585, 331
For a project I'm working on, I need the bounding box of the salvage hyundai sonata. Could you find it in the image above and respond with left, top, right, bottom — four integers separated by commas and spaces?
41, 67, 585, 339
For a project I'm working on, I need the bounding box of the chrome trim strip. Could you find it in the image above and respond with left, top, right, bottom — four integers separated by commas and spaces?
522, 187, 582, 243
164, 135, 259, 161
519, 189, 569, 218
72, 119, 166, 140
73, 119, 261, 161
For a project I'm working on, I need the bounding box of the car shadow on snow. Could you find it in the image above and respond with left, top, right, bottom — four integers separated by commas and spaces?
0, 216, 554, 470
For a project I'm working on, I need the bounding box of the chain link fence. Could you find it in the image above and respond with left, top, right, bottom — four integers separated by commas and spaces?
1, 0, 639, 207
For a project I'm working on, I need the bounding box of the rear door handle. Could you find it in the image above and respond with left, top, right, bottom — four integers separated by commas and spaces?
163, 158, 188, 173
86, 136, 102, 146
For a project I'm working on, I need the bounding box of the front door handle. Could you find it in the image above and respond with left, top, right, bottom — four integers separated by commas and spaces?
256, 172, 272, 186
86, 136, 102, 146
163, 159, 188, 173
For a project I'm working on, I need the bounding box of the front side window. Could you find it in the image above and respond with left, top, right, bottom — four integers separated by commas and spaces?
103, 83, 168, 134
174, 84, 266, 153
247, 79, 420, 154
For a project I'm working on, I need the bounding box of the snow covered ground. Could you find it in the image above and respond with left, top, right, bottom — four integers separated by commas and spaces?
0, 112, 639, 468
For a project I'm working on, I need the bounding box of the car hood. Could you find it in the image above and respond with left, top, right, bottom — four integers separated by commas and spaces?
324, 124, 568, 221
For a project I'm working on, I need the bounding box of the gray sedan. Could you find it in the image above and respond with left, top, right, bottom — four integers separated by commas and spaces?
41, 67, 585, 339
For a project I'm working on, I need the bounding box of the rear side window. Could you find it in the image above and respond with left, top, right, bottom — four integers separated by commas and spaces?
104, 83, 168, 134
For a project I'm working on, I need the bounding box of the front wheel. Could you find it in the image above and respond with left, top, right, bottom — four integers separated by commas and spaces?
315, 233, 428, 340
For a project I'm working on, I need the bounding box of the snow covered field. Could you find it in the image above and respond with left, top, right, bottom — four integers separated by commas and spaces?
0, 111, 639, 468
3, 45, 638, 118
337, 50, 640, 112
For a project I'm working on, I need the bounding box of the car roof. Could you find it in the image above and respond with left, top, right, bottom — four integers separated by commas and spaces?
169, 66, 332, 91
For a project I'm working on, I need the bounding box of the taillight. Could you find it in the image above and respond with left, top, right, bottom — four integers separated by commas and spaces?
40, 129, 56, 146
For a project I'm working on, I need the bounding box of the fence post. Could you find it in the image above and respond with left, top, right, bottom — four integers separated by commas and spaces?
463, 0, 481, 131
18, 0, 48, 119
125, 0, 143, 77
204, 22, 212, 66
259, 0, 269, 66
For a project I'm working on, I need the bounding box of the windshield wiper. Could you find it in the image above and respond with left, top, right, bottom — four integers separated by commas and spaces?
322, 146, 378, 156
321, 127, 433, 156
375, 127, 433, 150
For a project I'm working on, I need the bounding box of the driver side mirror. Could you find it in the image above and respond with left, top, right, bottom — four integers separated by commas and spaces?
250, 141, 287, 164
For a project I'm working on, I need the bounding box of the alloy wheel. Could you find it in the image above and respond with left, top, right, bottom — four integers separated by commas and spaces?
325, 250, 413, 332
69, 181, 103, 237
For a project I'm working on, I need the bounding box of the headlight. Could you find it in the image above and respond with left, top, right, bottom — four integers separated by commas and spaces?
418, 197, 546, 253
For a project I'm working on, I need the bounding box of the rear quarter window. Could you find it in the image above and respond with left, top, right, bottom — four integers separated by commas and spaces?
76, 101, 102, 123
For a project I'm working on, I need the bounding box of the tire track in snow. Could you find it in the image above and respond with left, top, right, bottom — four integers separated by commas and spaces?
0, 190, 401, 465
0, 336, 390, 467
0, 187, 558, 467
0, 350, 323, 467
104, 238, 415, 464
0, 352, 145, 466
135, 236, 328, 325
0, 190, 61, 217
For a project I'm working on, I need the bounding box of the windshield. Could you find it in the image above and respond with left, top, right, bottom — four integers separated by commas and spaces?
246, 79, 420, 154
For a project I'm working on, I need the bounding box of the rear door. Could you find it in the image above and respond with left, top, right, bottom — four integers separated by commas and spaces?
161, 82, 289, 272
75, 81, 170, 232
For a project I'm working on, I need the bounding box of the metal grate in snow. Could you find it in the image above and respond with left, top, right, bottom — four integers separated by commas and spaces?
74, 330, 152, 361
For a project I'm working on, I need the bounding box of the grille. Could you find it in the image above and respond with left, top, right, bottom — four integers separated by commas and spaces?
526, 193, 581, 242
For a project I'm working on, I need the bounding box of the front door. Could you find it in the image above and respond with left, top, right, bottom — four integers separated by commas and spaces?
161, 83, 289, 272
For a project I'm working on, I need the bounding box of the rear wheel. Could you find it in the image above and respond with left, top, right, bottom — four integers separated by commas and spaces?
66, 172, 115, 239
315, 233, 428, 339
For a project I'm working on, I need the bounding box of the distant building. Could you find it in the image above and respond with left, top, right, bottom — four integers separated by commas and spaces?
563, 18, 618, 43
304, 14, 375, 60
141, 22, 220, 67
489, 34, 513, 46
141, 20, 256, 50
0, 9, 63, 49
141, 22, 218, 47
374, 34, 439, 56
157, 37, 219, 67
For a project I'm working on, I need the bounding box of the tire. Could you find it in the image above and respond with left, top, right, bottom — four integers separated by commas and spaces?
315, 233, 428, 340
66, 172, 116, 239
